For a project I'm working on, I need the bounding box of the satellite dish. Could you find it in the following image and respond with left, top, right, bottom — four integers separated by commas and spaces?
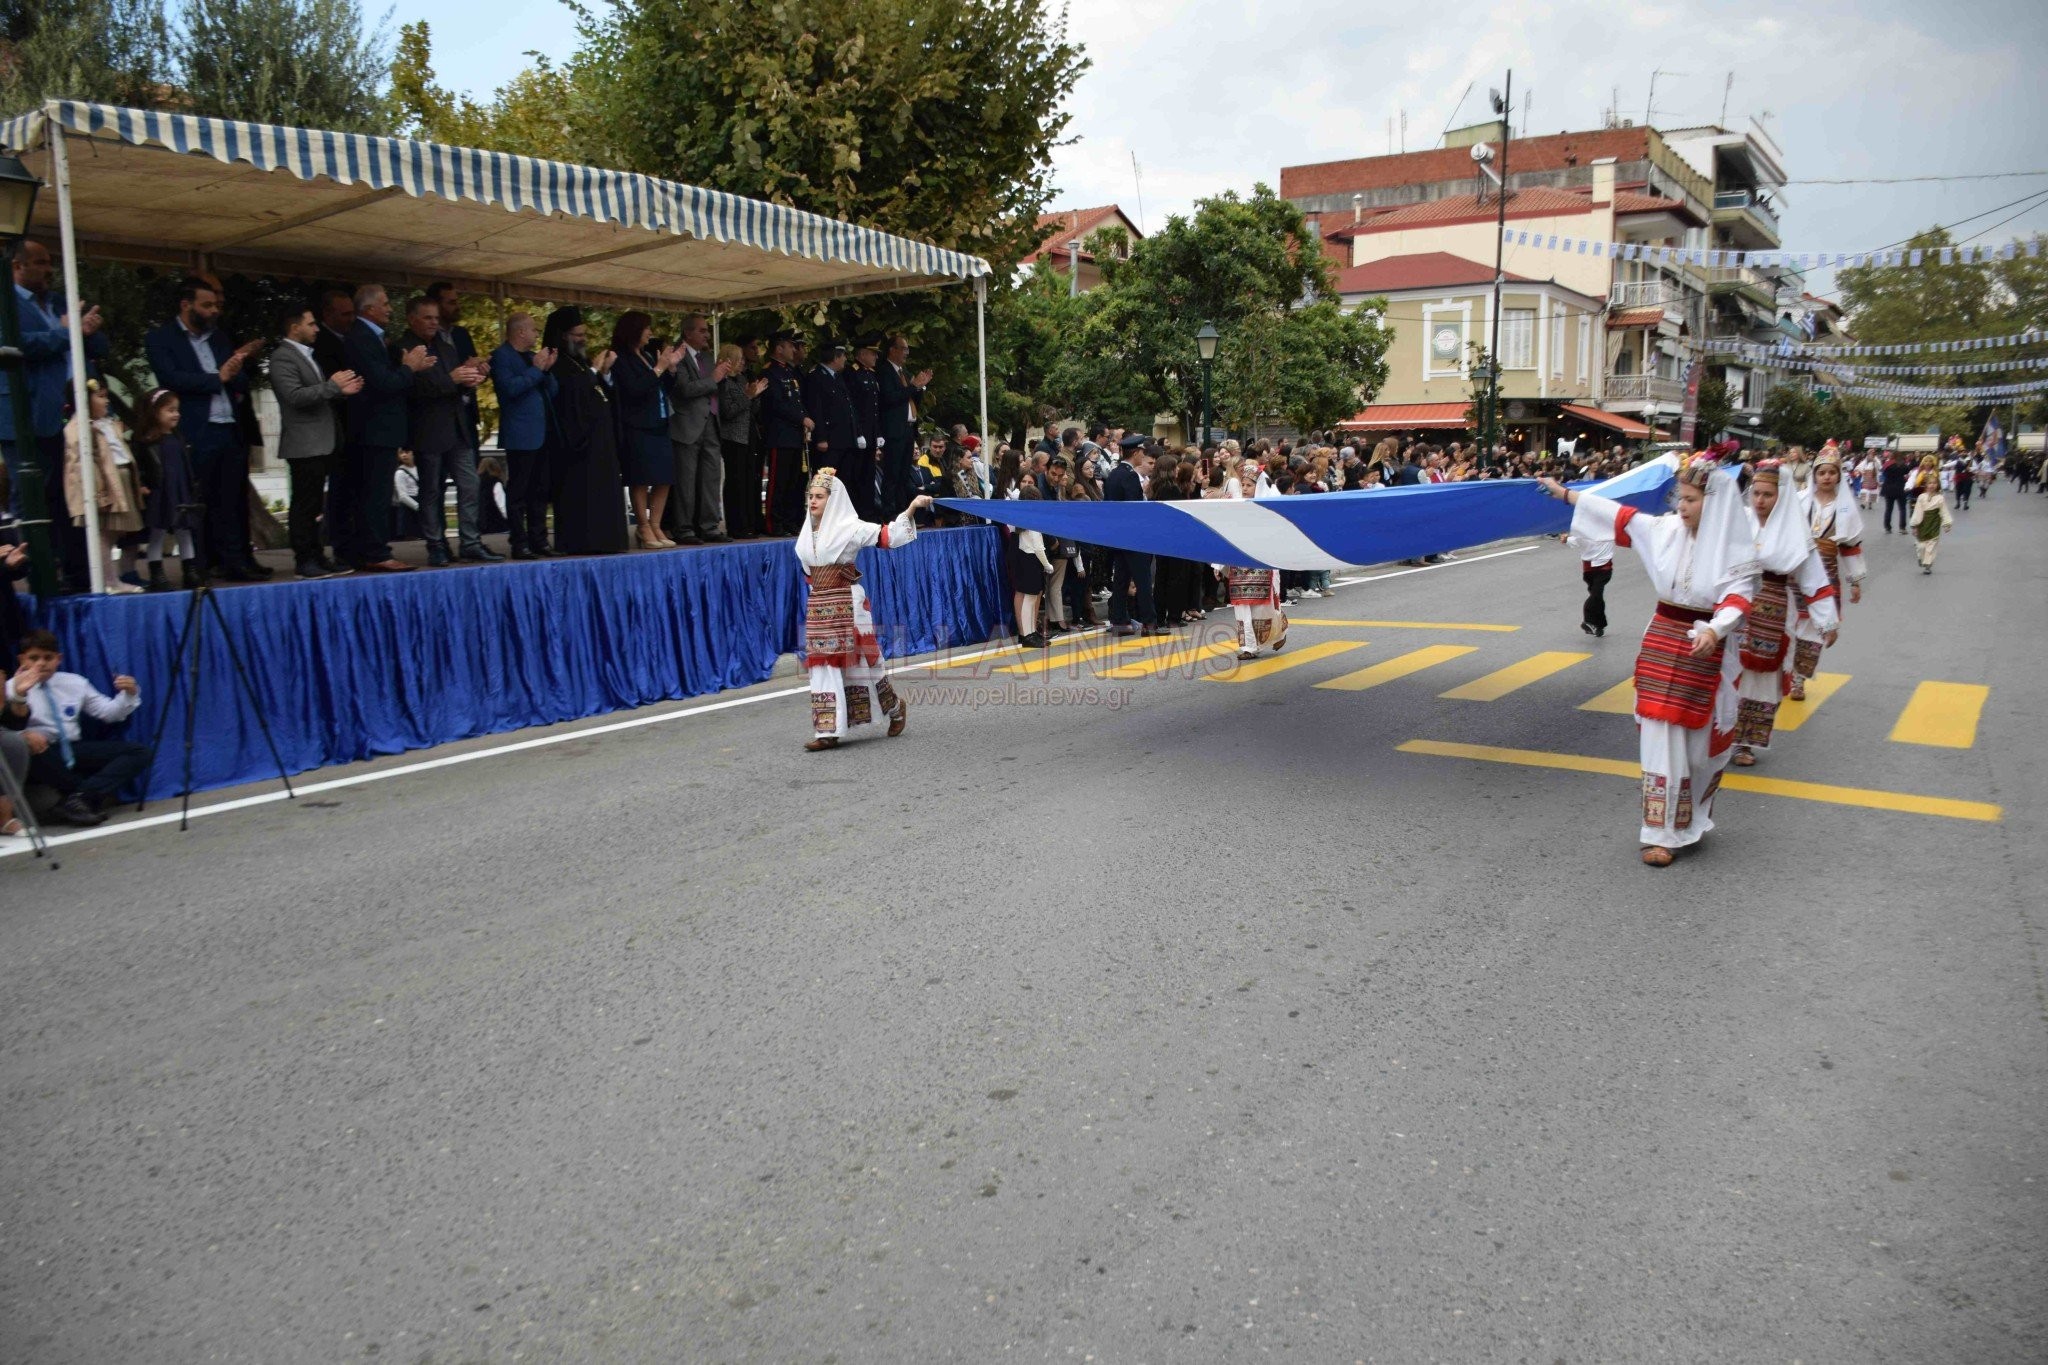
1470, 142, 1494, 164
1489, 88, 1506, 115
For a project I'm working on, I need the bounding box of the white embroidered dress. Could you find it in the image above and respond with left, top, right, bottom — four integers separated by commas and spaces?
795, 475, 919, 739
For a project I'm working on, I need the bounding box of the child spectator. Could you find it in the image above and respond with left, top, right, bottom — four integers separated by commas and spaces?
3, 629, 148, 826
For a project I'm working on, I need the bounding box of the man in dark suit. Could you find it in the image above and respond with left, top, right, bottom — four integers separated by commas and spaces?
1102, 434, 1162, 636
425, 283, 481, 446
760, 331, 811, 535
842, 334, 885, 520
270, 303, 362, 578
876, 334, 931, 518
397, 296, 491, 564
663, 313, 729, 544
339, 285, 434, 572
142, 278, 270, 580
802, 340, 861, 509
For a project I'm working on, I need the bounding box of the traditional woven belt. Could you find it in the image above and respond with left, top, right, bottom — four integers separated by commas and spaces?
811, 563, 861, 590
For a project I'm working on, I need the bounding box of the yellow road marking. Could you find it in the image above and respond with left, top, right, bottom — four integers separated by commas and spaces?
1440, 650, 1592, 701
1888, 681, 1990, 749
1315, 644, 1478, 692
1287, 618, 1521, 632
1774, 672, 1850, 732
1579, 677, 1637, 714
1099, 639, 1239, 680
990, 636, 1162, 676
1203, 639, 1369, 684
1398, 739, 2002, 823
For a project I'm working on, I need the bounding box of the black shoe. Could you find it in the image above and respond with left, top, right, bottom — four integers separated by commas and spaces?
119, 569, 145, 589
1018, 632, 1047, 648
145, 562, 172, 593
296, 559, 336, 579
238, 561, 275, 579
533, 544, 558, 557
1581, 621, 1596, 635
699, 531, 731, 544
179, 562, 209, 590
51, 794, 107, 827
426, 543, 452, 567
459, 546, 504, 563
1110, 623, 1140, 637
673, 531, 701, 545
218, 565, 266, 583
511, 546, 538, 561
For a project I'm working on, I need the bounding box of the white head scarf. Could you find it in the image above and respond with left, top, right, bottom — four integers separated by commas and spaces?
1748, 463, 1815, 573
1686, 459, 1762, 594
794, 471, 866, 568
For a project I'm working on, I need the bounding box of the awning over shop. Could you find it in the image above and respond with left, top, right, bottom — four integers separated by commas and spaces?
1559, 403, 1652, 439
1606, 308, 1665, 330
1338, 402, 1471, 431
0, 100, 990, 311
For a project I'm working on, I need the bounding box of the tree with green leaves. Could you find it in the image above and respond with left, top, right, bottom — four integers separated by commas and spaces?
384, 21, 588, 161
175, 0, 390, 131
1, 0, 170, 110
1048, 186, 1389, 439
1695, 375, 1733, 442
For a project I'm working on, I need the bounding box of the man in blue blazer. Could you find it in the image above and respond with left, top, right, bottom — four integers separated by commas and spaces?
3, 241, 106, 591
337, 285, 434, 572
143, 278, 269, 581
489, 312, 559, 558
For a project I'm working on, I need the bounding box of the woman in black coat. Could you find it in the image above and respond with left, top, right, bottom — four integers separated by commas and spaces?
608, 311, 682, 550
543, 308, 630, 556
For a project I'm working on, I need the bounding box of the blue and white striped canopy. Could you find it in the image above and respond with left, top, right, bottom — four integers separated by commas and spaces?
0, 100, 990, 310
937, 457, 1677, 570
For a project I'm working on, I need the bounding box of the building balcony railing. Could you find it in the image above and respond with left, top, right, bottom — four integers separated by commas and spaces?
1706, 264, 1780, 306
1712, 188, 1780, 236
1604, 373, 1685, 407
1609, 279, 1687, 309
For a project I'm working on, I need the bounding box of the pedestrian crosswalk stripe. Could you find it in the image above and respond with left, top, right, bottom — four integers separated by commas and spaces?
1439, 650, 1593, 701
1287, 618, 1521, 632
1315, 644, 1478, 692
1579, 677, 1637, 714
1398, 739, 2002, 822
990, 635, 1160, 676
1774, 672, 1850, 732
1100, 639, 1239, 680
1204, 639, 1369, 684
1888, 681, 1989, 748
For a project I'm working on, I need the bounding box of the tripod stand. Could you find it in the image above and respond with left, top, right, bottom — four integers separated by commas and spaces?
0, 735, 57, 867
137, 582, 295, 830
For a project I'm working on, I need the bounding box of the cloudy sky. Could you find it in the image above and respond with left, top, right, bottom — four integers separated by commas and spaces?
402, 0, 2048, 301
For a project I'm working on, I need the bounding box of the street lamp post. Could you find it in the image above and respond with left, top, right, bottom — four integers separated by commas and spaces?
1483, 71, 1513, 468
0, 152, 58, 597
1748, 413, 1761, 448
1642, 400, 1661, 455
1195, 322, 1219, 447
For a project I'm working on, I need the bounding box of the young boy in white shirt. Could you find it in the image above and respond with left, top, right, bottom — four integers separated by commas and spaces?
2, 629, 147, 826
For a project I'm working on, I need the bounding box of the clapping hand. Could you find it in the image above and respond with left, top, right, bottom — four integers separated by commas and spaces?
333, 368, 366, 396
712, 359, 736, 382
400, 344, 437, 373
1, 543, 27, 571
219, 340, 264, 381
534, 347, 558, 372
453, 360, 486, 388
747, 378, 768, 399
655, 343, 686, 374
913, 369, 933, 387
591, 349, 616, 375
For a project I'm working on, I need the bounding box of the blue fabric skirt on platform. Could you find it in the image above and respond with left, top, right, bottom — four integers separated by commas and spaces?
22, 527, 1007, 800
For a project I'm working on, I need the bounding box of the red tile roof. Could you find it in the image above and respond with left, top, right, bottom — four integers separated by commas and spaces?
1561, 404, 1651, 438
1334, 252, 1537, 294
1607, 308, 1667, 329
1334, 186, 1598, 235
1283, 127, 1655, 201
1612, 192, 1704, 224
1337, 402, 1472, 431
1021, 206, 1140, 265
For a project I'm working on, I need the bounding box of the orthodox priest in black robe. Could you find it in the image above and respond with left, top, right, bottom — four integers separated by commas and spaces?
542, 307, 628, 556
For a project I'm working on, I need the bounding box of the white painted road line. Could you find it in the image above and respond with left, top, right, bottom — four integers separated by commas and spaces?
1329, 543, 1539, 586
1, 634, 1046, 860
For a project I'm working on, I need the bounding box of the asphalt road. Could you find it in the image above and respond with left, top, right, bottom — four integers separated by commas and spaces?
5, 485, 2045, 1364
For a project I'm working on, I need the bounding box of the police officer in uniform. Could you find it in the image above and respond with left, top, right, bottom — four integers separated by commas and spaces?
761, 330, 811, 535
803, 339, 863, 514
842, 333, 885, 519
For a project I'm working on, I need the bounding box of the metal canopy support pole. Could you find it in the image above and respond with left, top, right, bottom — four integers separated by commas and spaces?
1486, 70, 1512, 468
974, 274, 990, 454
51, 120, 104, 594
711, 313, 720, 353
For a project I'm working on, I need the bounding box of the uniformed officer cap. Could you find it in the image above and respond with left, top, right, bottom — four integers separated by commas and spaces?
769, 329, 799, 345
1117, 432, 1150, 451
853, 332, 885, 351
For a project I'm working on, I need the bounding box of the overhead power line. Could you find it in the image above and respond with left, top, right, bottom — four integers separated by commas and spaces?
1789, 170, 2048, 186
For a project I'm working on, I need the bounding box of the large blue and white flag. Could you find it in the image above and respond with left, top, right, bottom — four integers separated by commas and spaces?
937, 457, 1677, 571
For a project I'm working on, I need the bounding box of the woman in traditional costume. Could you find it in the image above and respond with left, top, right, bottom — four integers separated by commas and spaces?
1788, 445, 1866, 697
1223, 460, 1288, 660
1908, 456, 1955, 574
1541, 458, 1760, 867
1730, 460, 1838, 767
795, 468, 933, 751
